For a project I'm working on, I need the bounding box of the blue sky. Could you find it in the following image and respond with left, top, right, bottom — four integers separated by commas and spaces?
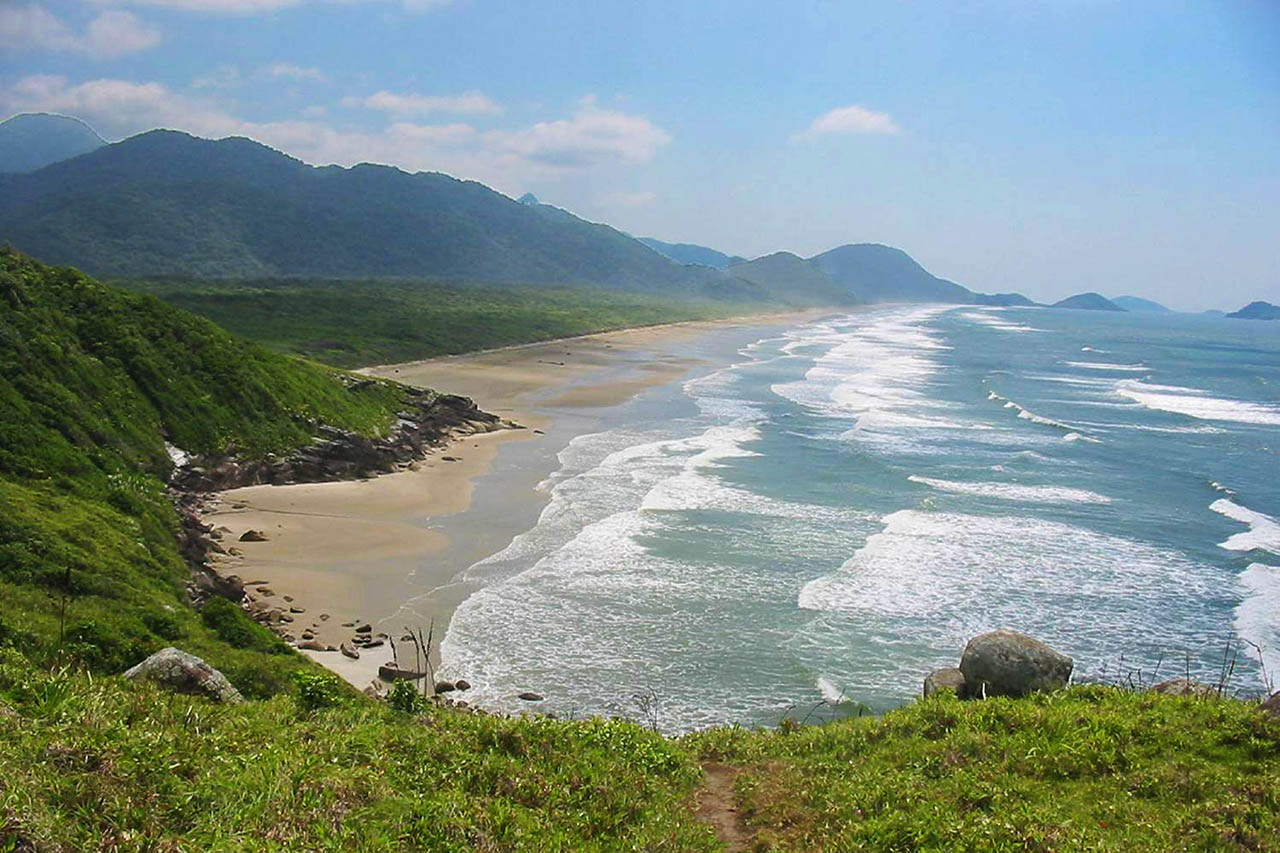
1, 0, 1277, 309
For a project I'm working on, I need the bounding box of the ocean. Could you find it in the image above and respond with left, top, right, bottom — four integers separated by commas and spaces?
438, 305, 1280, 732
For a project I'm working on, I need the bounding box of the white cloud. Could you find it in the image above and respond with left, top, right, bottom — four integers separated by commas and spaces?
0, 4, 160, 58
800, 104, 900, 137
484, 98, 670, 167
344, 90, 502, 116
267, 63, 327, 82
0, 77, 670, 193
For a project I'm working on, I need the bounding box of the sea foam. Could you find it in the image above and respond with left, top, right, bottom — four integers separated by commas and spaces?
1115, 380, 1280, 426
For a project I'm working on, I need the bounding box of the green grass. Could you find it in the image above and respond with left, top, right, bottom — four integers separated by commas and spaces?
0, 656, 1274, 851
685, 687, 1280, 851
116, 277, 772, 368
0, 651, 716, 851
0, 250, 415, 693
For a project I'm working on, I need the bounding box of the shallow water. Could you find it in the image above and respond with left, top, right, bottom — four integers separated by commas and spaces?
440, 306, 1280, 731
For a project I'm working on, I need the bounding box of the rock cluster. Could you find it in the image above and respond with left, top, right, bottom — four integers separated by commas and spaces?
923, 630, 1073, 700
171, 390, 515, 493
124, 648, 243, 704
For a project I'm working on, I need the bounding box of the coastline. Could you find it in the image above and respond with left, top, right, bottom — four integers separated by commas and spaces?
203, 309, 829, 691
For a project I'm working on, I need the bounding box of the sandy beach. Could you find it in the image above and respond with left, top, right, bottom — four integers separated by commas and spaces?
203, 312, 825, 690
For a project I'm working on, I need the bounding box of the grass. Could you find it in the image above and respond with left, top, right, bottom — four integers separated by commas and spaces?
0, 650, 715, 852
115, 277, 772, 368
0, 250, 414, 694
0, 654, 1274, 851
685, 687, 1280, 851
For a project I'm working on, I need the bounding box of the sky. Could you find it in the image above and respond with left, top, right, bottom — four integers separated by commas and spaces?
1, 0, 1277, 310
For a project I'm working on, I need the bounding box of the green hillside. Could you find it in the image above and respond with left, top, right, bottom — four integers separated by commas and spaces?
0, 248, 409, 689
0, 130, 710, 289
115, 277, 773, 368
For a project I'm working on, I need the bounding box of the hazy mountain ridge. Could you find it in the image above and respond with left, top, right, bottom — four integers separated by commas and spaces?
1054, 292, 1125, 311
1112, 295, 1172, 313
638, 237, 745, 269
0, 130, 708, 291
0, 112, 106, 174
1227, 301, 1280, 320
1, 124, 1034, 307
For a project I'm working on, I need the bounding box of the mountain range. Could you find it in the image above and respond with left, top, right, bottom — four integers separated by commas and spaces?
2, 123, 1027, 308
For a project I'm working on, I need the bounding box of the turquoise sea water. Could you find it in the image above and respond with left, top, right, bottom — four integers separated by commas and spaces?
439, 306, 1280, 731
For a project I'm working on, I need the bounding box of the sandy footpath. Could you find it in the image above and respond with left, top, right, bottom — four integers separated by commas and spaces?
204, 311, 825, 690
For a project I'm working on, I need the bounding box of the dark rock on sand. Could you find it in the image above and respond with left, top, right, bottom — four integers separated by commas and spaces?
124, 648, 243, 704
340, 643, 360, 660
959, 630, 1072, 698
378, 663, 427, 681
239, 529, 269, 542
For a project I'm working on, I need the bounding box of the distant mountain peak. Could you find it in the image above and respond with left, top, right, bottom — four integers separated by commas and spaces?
0, 112, 107, 173
638, 237, 745, 269
1226, 301, 1280, 320
1112, 295, 1172, 313
517, 192, 540, 205
1053, 292, 1124, 311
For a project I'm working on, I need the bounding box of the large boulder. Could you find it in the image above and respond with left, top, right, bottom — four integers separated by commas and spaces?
1260, 692, 1280, 718
124, 648, 243, 704
923, 667, 967, 698
959, 630, 1072, 698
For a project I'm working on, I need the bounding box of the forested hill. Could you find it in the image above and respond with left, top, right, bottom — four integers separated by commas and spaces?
0, 248, 411, 684
0, 130, 705, 288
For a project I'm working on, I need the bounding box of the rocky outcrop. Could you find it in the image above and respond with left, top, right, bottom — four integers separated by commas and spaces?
1150, 678, 1218, 697
171, 390, 515, 493
1259, 692, 1280, 717
124, 648, 243, 704
958, 630, 1073, 698
923, 667, 968, 699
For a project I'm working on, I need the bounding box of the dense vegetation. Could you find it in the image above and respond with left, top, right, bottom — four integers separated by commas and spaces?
116, 277, 771, 368
0, 249, 409, 690
0, 656, 1274, 850
689, 687, 1279, 850
0, 130, 711, 289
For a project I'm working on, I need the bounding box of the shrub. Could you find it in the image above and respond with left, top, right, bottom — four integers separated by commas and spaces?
294, 671, 345, 712
387, 680, 428, 714
200, 597, 286, 654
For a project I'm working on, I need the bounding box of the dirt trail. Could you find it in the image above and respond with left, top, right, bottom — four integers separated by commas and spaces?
696, 763, 752, 851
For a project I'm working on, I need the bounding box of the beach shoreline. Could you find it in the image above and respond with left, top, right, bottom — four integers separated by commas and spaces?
203, 309, 829, 691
